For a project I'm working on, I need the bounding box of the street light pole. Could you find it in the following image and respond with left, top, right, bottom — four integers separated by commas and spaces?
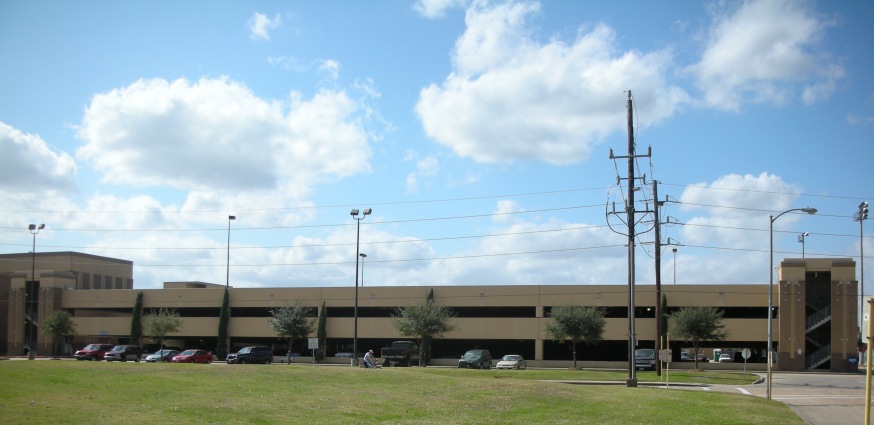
768, 207, 817, 400
351, 208, 371, 367
798, 232, 809, 258
855, 202, 868, 348
227, 216, 235, 287
672, 248, 677, 285
359, 253, 367, 287
27, 223, 45, 360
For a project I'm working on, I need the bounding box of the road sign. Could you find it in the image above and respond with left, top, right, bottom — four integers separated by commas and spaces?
659, 349, 672, 362
742, 348, 751, 360
308, 338, 319, 350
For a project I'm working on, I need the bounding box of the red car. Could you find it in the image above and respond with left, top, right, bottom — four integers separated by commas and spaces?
171, 349, 214, 363
74, 343, 114, 361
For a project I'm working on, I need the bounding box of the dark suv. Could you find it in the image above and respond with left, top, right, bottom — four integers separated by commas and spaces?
458, 349, 492, 369
74, 343, 114, 361
227, 346, 273, 364
104, 345, 143, 362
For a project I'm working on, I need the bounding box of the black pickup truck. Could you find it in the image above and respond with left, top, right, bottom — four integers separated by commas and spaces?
380, 341, 421, 367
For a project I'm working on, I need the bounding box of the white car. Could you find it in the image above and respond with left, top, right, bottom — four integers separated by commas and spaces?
718, 353, 733, 363
495, 354, 527, 370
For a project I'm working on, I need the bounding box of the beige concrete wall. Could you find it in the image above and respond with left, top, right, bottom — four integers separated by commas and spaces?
2, 253, 858, 371
0, 252, 133, 290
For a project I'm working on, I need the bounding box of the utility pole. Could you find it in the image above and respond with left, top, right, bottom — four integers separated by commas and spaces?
653, 180, 663, 376
607, 90, 651, 388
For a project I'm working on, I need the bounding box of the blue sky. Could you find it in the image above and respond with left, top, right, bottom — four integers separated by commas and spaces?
0, 0, 872, 292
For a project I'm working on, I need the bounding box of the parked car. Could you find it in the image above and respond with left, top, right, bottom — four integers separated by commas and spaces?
458, 349, 492, 369
104, 345, 143, 362
145, 349, 180, 362
74, 343, 114, 361
334, 352, 361, 358
681, 352, 709, 362
381, 341, 420, 367
495, 354, 526, 370
226, 346, 273, 364
718, 353, 733, 363
634, 348, 656, 370
171, 349, 214, 363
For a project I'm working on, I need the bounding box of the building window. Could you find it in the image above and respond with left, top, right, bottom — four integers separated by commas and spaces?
82, 273, 91, 290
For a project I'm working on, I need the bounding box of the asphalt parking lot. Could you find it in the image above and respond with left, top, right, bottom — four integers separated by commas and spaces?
696, 372, 870, 425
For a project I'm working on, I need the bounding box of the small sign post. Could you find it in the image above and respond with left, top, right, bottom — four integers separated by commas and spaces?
659, 347, 672, 388
308, 338, 319, 365
742, 348, 751, 374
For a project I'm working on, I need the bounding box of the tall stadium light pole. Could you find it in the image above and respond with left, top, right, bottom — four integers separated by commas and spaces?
351, 208, 371, 367
672, 248, 677, 285
27, 223, 45, 360
856, 202, 868, 347
768, 207, 817, 400
359, 253, 367, 287
798, 232, 809, 258
227, 216, 235, 287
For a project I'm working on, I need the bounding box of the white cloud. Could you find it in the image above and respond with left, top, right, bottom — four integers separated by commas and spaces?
319, 60, 341, 80
248, 12, 282, 41
690, 0, 841, 110
72, 76, 374, 228
416, 1, 688, 164
404, 154, 439, 193
76, 77, 371, 194
0, 122, 79, 243
679, 172, 804, 250
416, 155, 439, 176
402, 217, 626, 286
406, 173, 418, 193
267, 56, 308, 72
413, 0, 469, 19
846, 114, 874, 125
492, 200, 520, 223
0, 121, 77, 193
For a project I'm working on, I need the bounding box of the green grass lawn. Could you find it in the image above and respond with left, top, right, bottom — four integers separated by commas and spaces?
0, 361, 803, 425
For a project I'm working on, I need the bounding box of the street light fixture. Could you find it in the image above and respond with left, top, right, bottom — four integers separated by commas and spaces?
227, 216, 235, 287
351, 208, 371, 367
768, 207, 816, 400
359, 253, 367, 287
798, 232, 809, 258
27, 223, 45, 360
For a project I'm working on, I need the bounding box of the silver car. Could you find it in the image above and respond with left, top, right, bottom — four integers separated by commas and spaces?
495, 355, 527, 370
145, 349, 180, 362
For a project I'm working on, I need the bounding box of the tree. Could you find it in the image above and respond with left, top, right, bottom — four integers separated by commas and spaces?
216, 287, 230, 360
143, 308, 183, 350
545, 305, 606, 369
130, 292, 143, 346
315, 301, 327, 363
267, 301, 315, 364
42, 310, 76, 358
669, 306, 728, 369
391, 297, 456, 366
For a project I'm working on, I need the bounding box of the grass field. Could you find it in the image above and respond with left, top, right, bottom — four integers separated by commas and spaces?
0, 360, 805, 425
